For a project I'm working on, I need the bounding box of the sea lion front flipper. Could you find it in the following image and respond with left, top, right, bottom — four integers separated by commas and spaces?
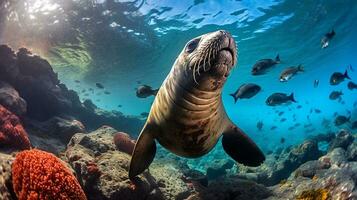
222, 125, 265, 167
129, 123, 157, 179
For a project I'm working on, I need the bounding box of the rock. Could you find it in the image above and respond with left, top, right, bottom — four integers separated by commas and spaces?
269, 147, 357, 199
64, 126, 193, 200
236, 139, 322, 186
347, 141, 357, 161
0, 152, 15, 200
328, 129, 354, 152
0, 81, 27, 116
0, 45, 144, 136
187, 178, 271, 200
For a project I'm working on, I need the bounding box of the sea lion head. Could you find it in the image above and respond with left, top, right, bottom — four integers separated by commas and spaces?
175, 30, 237, 91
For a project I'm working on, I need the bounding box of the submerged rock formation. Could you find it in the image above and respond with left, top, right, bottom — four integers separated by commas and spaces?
0, 45, 144, 153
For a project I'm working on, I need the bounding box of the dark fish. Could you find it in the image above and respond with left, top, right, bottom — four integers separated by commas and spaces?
81, 89, 86, 93
288, 126, 295, 131
137, 81, 142, 84
83, 93, 89, 96
270, 126, 277, 130
321, 29, 335, 49
354, 101, 357, 107
140, 112, 149, 117
330, 70, 350, 85
278, 111, 284, 116
257, 121, 263, 131
334, 115, 350, 126
75, 80, 81, 83
136, 85, 159, 98
314, 109, 321, 114
313, 79, 319, 88
347, 81, 357, 90
294, 123, 301, 127
340, 101, 345, 105
266, 93, 296, 106
104, 91, 111, 95
329, 91, 343, 100
352, 121, 357, 129
333, 112, 338, 117
310, 108, 313, 114
280, 138, 285, 144
279, 65, 304, 82
296, 105, 302, 109
96, 83, 105, 89
117, 105, 122, 108
280, 118, 287, 122
251, 54, 280, 75
230, 83, 261, 103
307, 115, 310, 120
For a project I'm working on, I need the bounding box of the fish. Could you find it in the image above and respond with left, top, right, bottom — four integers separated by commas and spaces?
313, 79, 319, 88
279, 65, 304, 82
83, 93, 89, 96
251, 54, 280, 75
104, 91, 111, 95
270, 126, 277, 130
305, 128, 316, 134
136, 85, 159, 98
310, 108, 313, 114
266, 93, 296, 106
347, 81, 357, 90
257, 121, 263, 131
278, 111, 284, 116
354, 101, 357, 107
288, 126, 295, 131
230, 83, 261, 103
330, 70, 350, 85
280, 138, 285, 144
118, 105, 122, 108
296, 105, 302, 109
333, 112, 338, 117
280, 118, 287, 122
75, 80, 81, 83
334, 115, 350, 126
140, 112, 149, 117
81, 89, 86, 93
137, 81, 142, 84
329, 91, 343, 100
294, 123, 301, 127
96, 83, 105, 89
314, 109, 321, 114
321, 29, 335, 49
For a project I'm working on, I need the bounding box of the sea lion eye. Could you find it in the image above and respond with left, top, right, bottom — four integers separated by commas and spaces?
185, 38, 200, 53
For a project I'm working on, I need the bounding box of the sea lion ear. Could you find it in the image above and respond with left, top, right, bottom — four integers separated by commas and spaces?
129, 123, 157, 180
222, 125, 265, 167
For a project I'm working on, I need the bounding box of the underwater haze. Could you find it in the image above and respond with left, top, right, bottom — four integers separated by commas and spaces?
1, 0, 357, 156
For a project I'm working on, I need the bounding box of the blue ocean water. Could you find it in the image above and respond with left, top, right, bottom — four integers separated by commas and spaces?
0, 0, 356, 153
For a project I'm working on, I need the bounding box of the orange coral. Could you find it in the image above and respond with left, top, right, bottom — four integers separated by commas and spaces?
0, 105, 30, 150
12, 149, 87, 200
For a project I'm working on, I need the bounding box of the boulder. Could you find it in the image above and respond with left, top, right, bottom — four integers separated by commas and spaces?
0, 81, 26, 116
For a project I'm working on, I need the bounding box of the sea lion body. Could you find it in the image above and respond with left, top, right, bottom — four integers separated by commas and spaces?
129, 30, 265, 179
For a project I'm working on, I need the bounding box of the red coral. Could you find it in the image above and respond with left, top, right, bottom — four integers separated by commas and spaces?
12, 149, 87, 200
0, 105, 30, 150
113, 132, 136, 154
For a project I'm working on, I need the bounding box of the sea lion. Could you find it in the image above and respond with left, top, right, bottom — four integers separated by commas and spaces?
129, 30, 265, 179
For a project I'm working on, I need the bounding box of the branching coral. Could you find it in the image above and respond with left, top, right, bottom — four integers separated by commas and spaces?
12, 149, 87, 200
0, 105, 30, 150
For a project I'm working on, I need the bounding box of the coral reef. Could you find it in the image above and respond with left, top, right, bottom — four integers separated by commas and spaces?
11, 149, 87, 200
0, 105, 31, 151
113, 132, 136, 154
